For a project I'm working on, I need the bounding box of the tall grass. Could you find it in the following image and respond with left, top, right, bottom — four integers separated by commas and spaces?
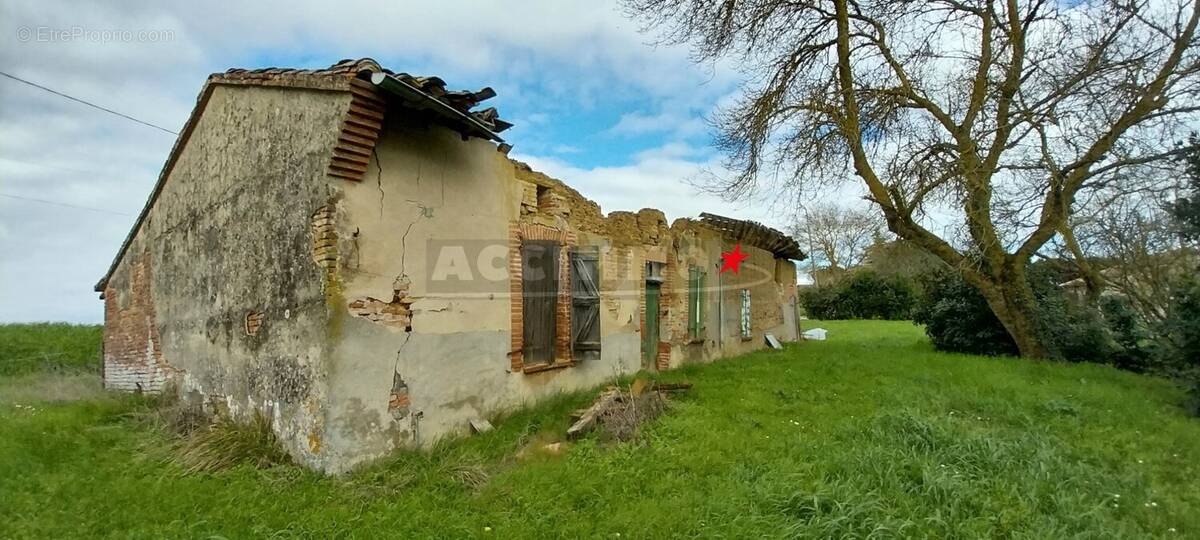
177, 412, 292, 473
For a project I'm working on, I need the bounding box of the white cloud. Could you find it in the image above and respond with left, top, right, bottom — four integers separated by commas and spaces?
633, 142, 706, 161
520, 112, 551, 126
608, 110, 707, 138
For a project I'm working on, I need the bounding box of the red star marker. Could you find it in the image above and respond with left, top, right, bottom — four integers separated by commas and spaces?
719, 244, 750, 274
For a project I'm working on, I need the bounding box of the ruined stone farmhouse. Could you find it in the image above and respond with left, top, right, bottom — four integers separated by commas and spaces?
95, 58, 806, 473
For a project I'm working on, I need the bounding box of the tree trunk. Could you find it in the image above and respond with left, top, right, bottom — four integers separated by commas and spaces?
975, 270, 1052, 359
991, 296, 1051, 358
1059, 223, 1104, 303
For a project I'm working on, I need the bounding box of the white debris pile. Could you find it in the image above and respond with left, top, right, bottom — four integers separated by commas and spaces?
802, 328, 828, 340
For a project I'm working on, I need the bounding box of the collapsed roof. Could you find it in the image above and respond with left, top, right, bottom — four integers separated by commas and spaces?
699, 213, 806, 261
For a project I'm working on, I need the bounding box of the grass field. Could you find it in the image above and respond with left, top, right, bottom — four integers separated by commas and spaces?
0, 323, 102, 376
0, 323, 105, 406
1, 320, 1198, 538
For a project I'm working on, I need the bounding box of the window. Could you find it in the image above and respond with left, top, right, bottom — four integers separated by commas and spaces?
740, 289, 752, 339
645, 261, 665, 282
688, 266, 706, 340
571, 247, 601, 359
535, 185, 559, 215
521, 240, 559, 365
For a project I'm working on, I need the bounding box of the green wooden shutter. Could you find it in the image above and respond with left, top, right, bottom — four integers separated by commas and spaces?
688, 267, 699, 339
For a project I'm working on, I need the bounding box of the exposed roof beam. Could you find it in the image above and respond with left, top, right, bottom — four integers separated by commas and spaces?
369, 72, 505, 143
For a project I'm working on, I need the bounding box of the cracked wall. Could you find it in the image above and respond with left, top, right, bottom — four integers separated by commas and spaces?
319, 112, 651, 472
316, 107, 797, 472
347, 277, 412, 329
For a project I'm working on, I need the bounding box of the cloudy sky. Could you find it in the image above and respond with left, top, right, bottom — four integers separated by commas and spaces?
0, 0, 830, 323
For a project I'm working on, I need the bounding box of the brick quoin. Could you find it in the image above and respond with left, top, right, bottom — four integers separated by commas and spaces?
102, 251, 175, 392
656, 342, 671, 371
508, 224, 524, 371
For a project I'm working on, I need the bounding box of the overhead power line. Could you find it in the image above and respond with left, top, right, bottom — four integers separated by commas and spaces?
0, 70, 178, 135
0, 192, 133, 216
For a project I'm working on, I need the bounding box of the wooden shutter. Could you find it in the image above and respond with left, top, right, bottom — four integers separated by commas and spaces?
571, 247, 601, 359
522, 241, 559, 364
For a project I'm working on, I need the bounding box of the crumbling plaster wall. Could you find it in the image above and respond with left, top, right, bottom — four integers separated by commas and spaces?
322, 111, 799, 471
658, 221, 799, 369
322, 116, 648, 472
101, 84, 351, 468
711, 234, 797, 356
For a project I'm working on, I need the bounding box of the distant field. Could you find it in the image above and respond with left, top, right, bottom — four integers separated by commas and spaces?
1, 320, 1198, 538
0, 323, 104, 404
0, 323, 102, 377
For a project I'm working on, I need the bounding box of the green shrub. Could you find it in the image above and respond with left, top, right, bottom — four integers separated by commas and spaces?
911, 269, 1017, 356
1023, 266, 1116, 363
799, 285, 846, 319
1163, 274, 1200, 414
1167, 274, 1200, 364
1098, 295, 1159, 373
840, 271, 917, 320
911, 267, 1116, 361
800, 270, 916, 320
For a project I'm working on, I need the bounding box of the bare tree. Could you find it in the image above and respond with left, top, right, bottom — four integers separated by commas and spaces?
1038, 164, 1184, 300
792, 203, 885, 272
1068, 183, 1198, 322
624, 0, 1200, 357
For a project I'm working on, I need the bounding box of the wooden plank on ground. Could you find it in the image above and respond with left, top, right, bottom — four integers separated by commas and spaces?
654, 383, 693, 393
566, 389, 620, 440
